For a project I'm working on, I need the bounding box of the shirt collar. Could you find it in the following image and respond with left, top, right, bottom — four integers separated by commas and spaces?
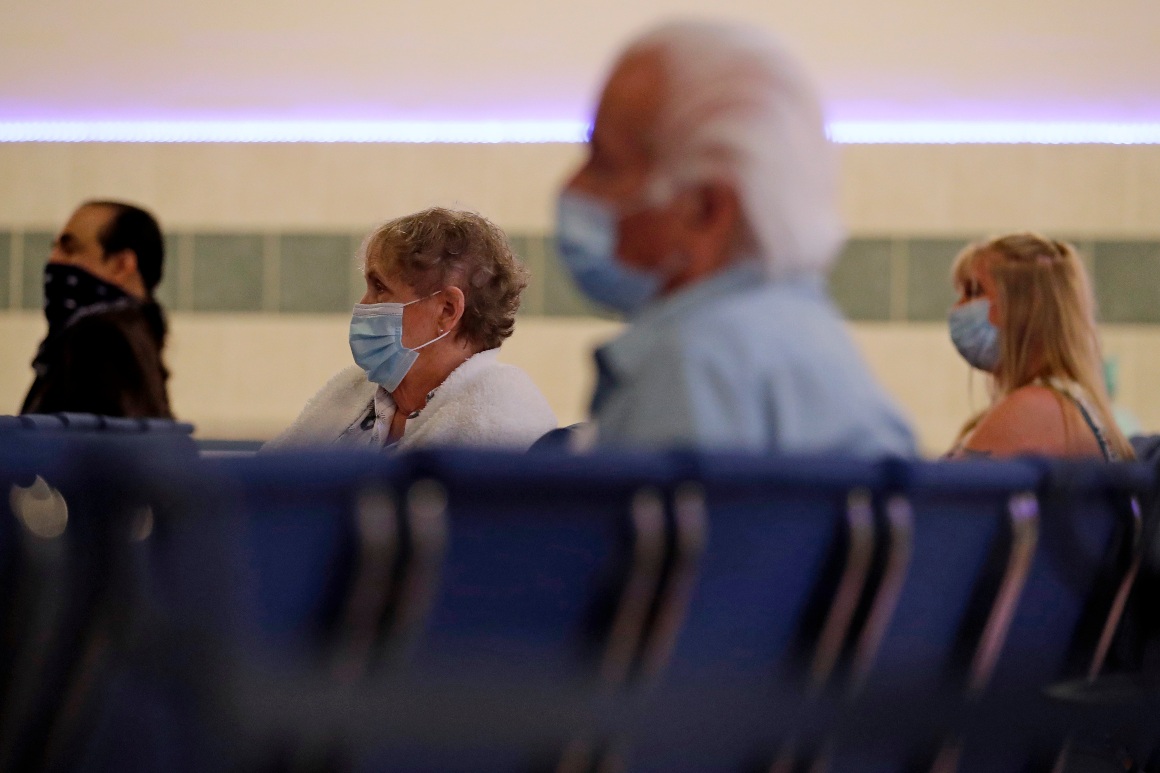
596, 258, 769, 382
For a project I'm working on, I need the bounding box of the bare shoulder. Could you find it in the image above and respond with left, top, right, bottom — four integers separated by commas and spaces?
989, 385, 1066, 423
962, 385, 1068, 457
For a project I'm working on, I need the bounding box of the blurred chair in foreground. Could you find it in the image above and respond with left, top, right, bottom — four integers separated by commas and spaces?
1, 439, 1157, 772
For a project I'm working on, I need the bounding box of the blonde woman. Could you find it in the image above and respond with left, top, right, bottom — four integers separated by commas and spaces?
947, 233, 1132, 461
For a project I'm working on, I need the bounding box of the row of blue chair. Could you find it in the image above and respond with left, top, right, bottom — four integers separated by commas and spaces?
0, 412, 266, 459
1, 437, 1157, 772
0, 413, 196, 435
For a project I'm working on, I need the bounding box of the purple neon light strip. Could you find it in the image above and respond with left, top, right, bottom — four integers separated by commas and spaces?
0, 120, 1159, 144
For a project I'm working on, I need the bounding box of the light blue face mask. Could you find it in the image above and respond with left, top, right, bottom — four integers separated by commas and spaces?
555, 190, 662, 316
948, 298, 1000, 372
349, 294, 450, 391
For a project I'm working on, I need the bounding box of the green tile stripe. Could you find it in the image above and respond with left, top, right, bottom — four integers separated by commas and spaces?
1093, 241, 1160, 324
152, 233, 181, 310
278, 233, 359, 313
904, 239, 967, 322
828, 238, 892, 321
190, 234, 265, 312
21, 232, 54, 311
3, 230, 1160, 324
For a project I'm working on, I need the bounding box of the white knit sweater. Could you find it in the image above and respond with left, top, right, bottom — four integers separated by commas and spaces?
265, 349, 557, 452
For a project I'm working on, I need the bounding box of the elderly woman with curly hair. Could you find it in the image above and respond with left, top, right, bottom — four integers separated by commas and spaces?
268, 208, 557, 451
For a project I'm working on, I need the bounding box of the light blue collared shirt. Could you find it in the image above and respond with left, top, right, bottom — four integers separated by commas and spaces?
591, 260, 917, 456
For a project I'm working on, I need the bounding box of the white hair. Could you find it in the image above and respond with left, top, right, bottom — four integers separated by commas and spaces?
622, 20, 845, 279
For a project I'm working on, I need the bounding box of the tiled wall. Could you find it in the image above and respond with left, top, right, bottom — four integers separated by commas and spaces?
830, 237, 1160, 324
1, 230, 612, 318
2, 230, 367, 314
6, 230, 1160, 324
4, 141, 1157, 447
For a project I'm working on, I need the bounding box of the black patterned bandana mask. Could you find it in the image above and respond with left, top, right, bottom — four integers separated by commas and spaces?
42, 263, 132, 333
33, 263, 134, 375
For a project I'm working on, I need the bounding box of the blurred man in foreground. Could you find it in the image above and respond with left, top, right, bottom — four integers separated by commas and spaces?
21, 200, 173, 418
556, 20, 915, 455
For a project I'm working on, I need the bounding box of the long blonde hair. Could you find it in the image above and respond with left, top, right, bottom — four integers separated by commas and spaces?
952, 233, 1133, 460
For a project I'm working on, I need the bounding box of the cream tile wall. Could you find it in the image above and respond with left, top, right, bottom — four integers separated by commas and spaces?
1, 141, 1158, 452
4, 143, 1160, 235
839, 144, 1160, 235
0, 143, 584, 232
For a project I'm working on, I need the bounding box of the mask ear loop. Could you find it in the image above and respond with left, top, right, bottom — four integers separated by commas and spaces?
411, 328, 451, 352
400, 289, 443, 308
407, 288, 455, 352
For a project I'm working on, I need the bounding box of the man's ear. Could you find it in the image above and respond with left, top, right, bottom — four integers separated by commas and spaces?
674, 182, 742, 235
698, 181, 742, 231
437, 286, 467, 331
103, 249, 149, 298
678, 182, 744, 271
104, 248, 139, 284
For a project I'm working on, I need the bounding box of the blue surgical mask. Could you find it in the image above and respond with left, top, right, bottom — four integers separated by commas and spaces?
555, 190, 661, 316
349, 295, 450, 391
948, 298, 1000, 372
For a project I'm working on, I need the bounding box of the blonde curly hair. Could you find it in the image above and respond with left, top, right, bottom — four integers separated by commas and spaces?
362, 208, 529, 350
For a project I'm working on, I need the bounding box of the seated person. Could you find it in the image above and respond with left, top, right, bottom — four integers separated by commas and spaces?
947, 233, 1133, 460
554, 21, 916, 456
267, 208, 557, 451
22, 200, 172, 418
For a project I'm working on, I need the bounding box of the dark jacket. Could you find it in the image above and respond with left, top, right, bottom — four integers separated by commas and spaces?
21, 301, 173, 418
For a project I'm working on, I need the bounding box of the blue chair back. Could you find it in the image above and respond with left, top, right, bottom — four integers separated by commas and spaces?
665, 455, 880, 681
0, 438, 155, 772
65, 450, 406, 773
831, 459, 1041, 772
360, 448, 675, 773
0, 413, 195, 436
56, 413, 103, 431
195, 438, 264, 458
957, 461, 1151, 773
856, 460, 1042, 695
204, 451, 407, 668
124, 448, 672, 773
5, 441, 1154, 773
10, 414, 66, 431
404, 448, 674, 682
990, 461, 1148, 686
629, 454, 882, 773
0, 440, 62, 737
527, 423, 590, 454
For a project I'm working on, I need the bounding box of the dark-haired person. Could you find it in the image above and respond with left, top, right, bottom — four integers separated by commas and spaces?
266, 207, 556, 451
21, 200, 173, 418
